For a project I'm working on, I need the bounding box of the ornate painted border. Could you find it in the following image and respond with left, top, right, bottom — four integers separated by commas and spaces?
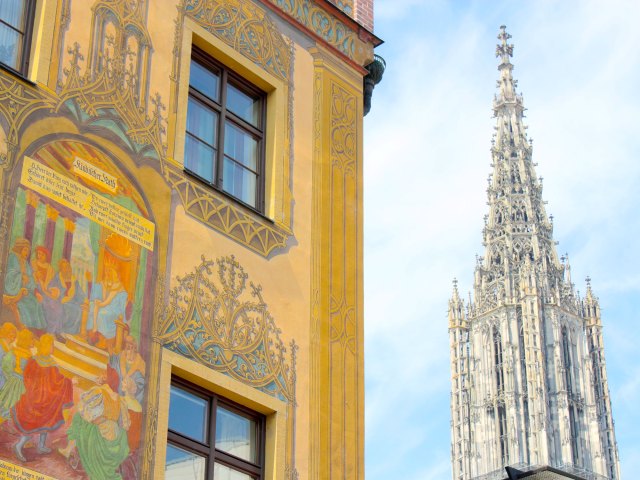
310, 54, 363, 479
181, 0, 292, 81
269, 0, 357, 58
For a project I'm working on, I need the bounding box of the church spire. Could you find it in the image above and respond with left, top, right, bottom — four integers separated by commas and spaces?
449, 27, 620, 480
496, 25, 516, 101
474, 26, 564, 313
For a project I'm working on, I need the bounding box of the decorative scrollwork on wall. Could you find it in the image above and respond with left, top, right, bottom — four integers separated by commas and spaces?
158, 255, 296, 403
88, 0, 154, 105
157, 255, 299, 480
181, 0, 292, 81
0, 76, 57, 165
57, 41, 166, 159
330, 81, 356, 175
270, 0, 358, 60
330, 0, 353, 15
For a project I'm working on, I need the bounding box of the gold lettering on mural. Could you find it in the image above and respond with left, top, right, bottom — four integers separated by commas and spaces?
0, 459, 56, 480
72, 156, 118, 192
21, 156, 155, 251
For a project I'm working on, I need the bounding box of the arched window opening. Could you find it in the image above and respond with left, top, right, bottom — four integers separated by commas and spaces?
493, 326, 508, 465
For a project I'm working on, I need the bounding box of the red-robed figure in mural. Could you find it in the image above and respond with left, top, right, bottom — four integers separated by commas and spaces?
12, 333, 74, 461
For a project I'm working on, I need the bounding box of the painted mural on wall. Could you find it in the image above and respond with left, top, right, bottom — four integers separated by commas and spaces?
0, 140, 154, 479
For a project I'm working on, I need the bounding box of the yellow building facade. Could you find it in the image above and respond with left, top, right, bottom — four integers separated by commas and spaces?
0, 0, 381, 478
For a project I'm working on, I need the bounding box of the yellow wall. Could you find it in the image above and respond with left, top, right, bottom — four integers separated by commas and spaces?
0, 0, 375, 478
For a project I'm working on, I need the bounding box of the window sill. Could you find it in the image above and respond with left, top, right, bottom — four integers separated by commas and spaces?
0, 62, 36, 87
183, 169, 274, 225
167, 165, 290, 257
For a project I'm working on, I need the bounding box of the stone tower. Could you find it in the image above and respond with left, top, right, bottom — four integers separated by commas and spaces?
449, 26, 620, 480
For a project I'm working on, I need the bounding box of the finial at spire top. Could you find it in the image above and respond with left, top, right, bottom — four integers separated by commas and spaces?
585, 276, 595, 301
496, 25, 514, 64
451, 278, 461, 303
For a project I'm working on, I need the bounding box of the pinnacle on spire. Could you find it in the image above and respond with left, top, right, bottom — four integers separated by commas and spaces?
450, 277, 462, 306
494, 25, 518, 104
449, 278, 467, 328
496, 25, 513, 65
563, 252, 572, 284
583, 276, 601, 325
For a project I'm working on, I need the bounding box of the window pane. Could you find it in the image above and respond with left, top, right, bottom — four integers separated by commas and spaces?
222, 158, 257, 208
215, 406, 258, 463
165, 444, 206, 480
169, 385, 208, 443
184, 135, 215, 183
213, 462, 253, 480
227, 83, 261, 127
224, 122, 257, 171
190, 59, 220, 101
0, 0, 26, 30
0, 24, 21, 69
187, 97, 217, 145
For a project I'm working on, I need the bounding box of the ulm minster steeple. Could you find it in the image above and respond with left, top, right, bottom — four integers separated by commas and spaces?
449, 27, 620, 480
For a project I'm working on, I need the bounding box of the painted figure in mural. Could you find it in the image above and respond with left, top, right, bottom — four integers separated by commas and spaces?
3, 238, 46, 330
61, 367, 130, 480
0, 323, 18, 392
32, 246, 55, 293
88, 265, 128, 349
32, 246, 66, 334
0, 329, 35, 419
49, 258, 86, 335
12, 333, 74, 462
109, 335, 145, 453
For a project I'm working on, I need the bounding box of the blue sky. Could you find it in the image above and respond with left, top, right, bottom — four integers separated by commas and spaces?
363, 1, 640, 479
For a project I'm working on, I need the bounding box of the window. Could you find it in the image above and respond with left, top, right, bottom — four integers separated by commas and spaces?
166, 379, 265, 480
184, 47, 266, 211
0, 0, 35, 74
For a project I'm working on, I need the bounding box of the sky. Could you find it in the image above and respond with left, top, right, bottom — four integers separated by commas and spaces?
363, 1, 640, 479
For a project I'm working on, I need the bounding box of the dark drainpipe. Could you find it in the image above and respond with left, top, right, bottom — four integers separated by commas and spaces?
363, 54, 386, 116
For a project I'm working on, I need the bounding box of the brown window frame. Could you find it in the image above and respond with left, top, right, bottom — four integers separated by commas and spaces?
0, 0, 37, 76
167, 377, 266, 480
185, 46, 267, 213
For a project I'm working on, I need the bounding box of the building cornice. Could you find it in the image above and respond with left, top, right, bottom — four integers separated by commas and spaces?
256, 0, 383, 73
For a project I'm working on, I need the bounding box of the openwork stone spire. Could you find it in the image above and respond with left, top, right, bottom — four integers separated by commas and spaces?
448, 27, 620, 480
472, 26, 568, 315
